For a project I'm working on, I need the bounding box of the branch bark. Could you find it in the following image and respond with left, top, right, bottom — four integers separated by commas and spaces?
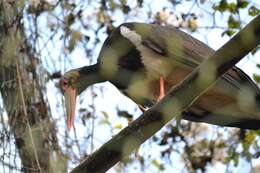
71, 15, 260, 173
0, 1, 66, 172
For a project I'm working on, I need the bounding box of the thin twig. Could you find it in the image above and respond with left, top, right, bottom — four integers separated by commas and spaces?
15, 60, 42, 173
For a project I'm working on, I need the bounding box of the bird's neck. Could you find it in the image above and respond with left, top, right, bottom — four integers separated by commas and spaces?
77, 63, 105, 93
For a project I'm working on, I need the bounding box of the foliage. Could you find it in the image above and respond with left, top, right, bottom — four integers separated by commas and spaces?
0, 0, 259, 173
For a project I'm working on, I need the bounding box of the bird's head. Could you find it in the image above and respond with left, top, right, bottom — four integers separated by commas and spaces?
60, 64, 102, 130
60, 69, 81, 130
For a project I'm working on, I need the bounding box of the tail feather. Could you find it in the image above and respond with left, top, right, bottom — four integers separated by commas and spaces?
182, 111, 260, 130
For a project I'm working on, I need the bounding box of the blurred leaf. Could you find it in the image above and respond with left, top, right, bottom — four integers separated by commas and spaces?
253, 74, 260, 83
222, 29, 236, 36
237, 0, 249, 9
244, 131, 256, 144
228, 15, 240, 28
118, 110, 133, 119
159, 133, 168, 145
251, 45, 260, 55
255, 130, 260, 135
97, 10, 106, 23
151, 159, 164, 170
226, 147, 240, 167
213, 0, 228, 12
233, 153, 239, 167
79, 108, 87, 112
122, 5, 130, 14
64, 2, 76, 10
216, 141, 226, 148
65, 13, 75, 26
99, 112, 110, 125
188, 17, 198, 31
101, 111, 109, 119
67, 30, 82, 52
99, 119, 110, 125
114, 124, 123, 129
227, 2, 237, 13
108, 0, 118, 11
248, 6, 260, 16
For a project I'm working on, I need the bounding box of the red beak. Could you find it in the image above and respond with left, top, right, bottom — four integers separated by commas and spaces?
64, 87, 77, 130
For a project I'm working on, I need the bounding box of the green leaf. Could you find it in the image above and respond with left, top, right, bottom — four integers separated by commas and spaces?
253, 74, 260, 83
237, 0, 249, 9
233, 153, 239, 167
213, 0, 228, 12
228, 15, 240, 29
228, 2, 237, 13
108, 0, 118, 11
222, 29, 236, 37
248, 6, 260, 16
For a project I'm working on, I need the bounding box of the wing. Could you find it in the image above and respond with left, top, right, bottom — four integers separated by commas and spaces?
135, 22, 259, 94
130, 22, 260, 129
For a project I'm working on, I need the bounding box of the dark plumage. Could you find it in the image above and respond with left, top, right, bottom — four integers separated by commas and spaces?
61, 22, 260, 130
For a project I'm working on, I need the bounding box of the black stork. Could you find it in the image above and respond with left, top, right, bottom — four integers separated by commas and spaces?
60, 22, 260, 130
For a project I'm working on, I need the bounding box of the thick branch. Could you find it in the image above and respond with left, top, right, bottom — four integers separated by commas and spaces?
71, 15, 260, 173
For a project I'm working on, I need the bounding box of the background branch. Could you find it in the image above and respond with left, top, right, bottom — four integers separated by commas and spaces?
0, 1, 66, 172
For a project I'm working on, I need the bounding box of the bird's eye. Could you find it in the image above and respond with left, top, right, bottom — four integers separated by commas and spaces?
62, 80, 68, 86
60, 79, 69, 92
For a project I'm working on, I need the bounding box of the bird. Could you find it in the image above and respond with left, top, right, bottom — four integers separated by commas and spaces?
60, 22, 260, 130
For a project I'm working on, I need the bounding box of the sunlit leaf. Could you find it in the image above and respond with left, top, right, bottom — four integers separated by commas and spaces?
151, 159, 164, 170
114, 124, 123, 129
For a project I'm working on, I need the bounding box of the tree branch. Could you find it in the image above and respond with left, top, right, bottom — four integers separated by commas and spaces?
71, 15, 260, 173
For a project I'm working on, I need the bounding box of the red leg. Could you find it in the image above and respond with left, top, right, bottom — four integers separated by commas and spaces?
157, 76, 165, 101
